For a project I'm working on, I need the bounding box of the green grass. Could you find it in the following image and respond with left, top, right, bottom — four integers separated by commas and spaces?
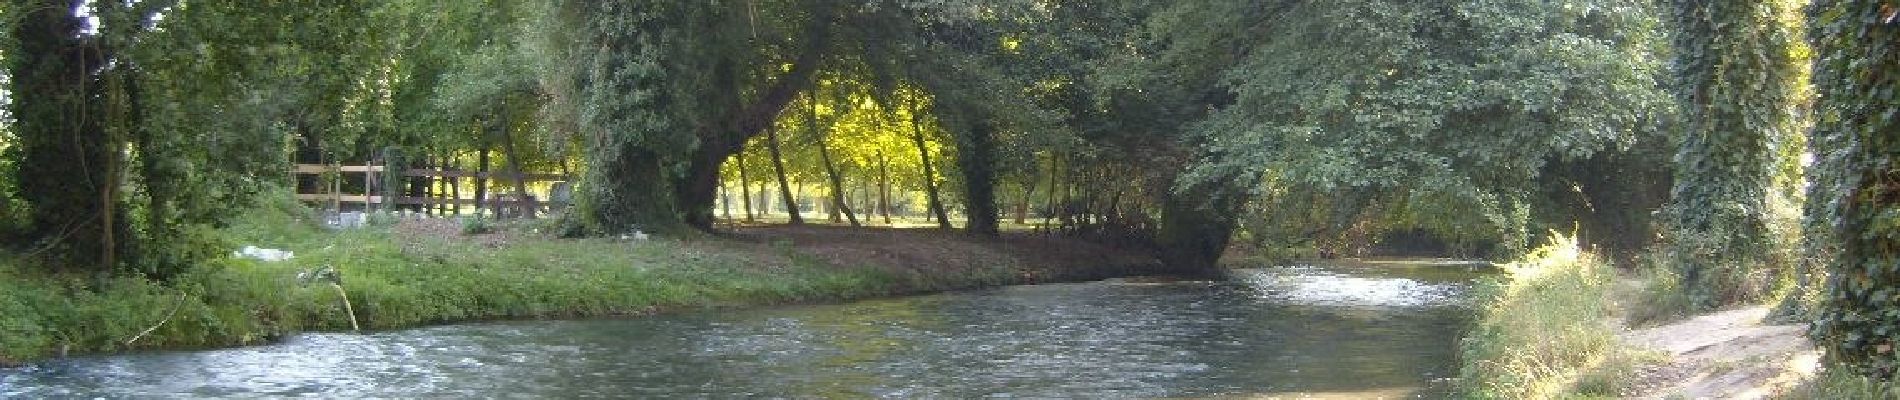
1, 199, 1078, 366
1457, 233, 1636, 399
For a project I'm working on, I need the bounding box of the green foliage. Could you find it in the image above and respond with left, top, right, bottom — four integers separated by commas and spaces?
1120, 0, 1674, 256
458, 215, 494, 235
1777, 367, 1900, 399
1457, 233, 1632, 399
1658, 0, 1806, 310
1, 0, 388, 277
1808, 0, 1900, 380
1626, 254, 1701, 325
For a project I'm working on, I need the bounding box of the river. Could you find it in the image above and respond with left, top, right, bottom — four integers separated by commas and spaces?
1, 261, 1486, 398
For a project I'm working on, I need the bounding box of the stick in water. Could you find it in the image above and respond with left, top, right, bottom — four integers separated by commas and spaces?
332, 283, 360, 332
125, 293, 187, 346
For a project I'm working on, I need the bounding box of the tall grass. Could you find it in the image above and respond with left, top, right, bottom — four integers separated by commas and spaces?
1457, 233, 1632, 399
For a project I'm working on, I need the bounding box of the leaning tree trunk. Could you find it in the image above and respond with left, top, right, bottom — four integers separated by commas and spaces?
809, 94, 860, 226
670, 24, 828, 231
766, 125, 804, 225
908, 99, 952, 230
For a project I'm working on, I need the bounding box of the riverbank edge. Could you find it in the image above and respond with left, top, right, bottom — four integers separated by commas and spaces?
0, 215, 1167, 367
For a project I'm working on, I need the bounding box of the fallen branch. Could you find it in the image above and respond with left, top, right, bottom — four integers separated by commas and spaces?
124, 292, 187, 346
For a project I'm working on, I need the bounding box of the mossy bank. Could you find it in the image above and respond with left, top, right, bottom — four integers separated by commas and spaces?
0, 204, 1162, 367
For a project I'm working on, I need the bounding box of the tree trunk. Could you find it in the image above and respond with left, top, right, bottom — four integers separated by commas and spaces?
737, 151, 756, 222
877, 150, 892, 224
721, 182, 732, 221
423, 155, 435, 216
1015, 180, 1033, 225
810, 94, 860, 227
1807, 0, 1900, 377
766, 124, 803, 225
499, 102, 533, 219
908, 99, 951, 230
1663, 0, 1794, 308
1042, 153, 1061, 234
448, 152, 462, 216
670, 21, 830, 232
475, 139, 491, 217
956, 118, 1000, 237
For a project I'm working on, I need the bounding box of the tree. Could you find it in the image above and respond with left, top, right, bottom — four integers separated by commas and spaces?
4, 0, 124, 271
1662, 0, 1804, 308
3, 0, 384, 276
1116, 0, 1672, 265
1808, 0, 1900, 379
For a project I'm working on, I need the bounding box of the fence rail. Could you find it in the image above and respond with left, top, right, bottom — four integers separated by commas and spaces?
292, 163, 569, 214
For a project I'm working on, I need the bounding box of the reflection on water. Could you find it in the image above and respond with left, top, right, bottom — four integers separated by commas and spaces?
1, 261, 1483, 399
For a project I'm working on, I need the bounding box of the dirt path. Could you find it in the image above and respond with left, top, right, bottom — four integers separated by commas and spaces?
1620, 307, 1821, 399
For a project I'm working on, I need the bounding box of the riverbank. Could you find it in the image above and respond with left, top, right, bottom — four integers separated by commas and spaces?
0, 202, 1163, 367
1454, 235, 1894, 399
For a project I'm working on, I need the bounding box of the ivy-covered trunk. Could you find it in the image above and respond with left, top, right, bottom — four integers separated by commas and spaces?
1663, 0, 1801, 308
1809, 0, 1900, 380
573, 143, 683, 235
956, 119, 1000, 237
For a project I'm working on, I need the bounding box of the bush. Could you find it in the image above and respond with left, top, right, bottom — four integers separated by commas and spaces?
1625, 254, 1699, 326
459, 215, 494, 235
1458, 233, 1628, 399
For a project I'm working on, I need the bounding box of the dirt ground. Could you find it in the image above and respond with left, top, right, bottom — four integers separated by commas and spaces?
1621, 307, 1821, 399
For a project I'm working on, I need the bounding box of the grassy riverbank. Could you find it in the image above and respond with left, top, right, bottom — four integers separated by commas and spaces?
1456, 234, 1638, 399
0, 200, 1161, 366
1455, 234, 1897, 399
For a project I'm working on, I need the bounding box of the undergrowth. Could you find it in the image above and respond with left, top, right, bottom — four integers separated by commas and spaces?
1457, 232, 1636, 399
1776, 366, 1900, 399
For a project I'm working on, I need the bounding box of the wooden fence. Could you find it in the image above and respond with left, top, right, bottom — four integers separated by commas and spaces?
292, 163, 570, 214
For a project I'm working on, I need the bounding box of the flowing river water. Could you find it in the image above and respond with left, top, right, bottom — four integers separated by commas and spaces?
2, 261, 1487, 398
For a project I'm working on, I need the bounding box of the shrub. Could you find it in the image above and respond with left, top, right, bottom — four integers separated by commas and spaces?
459, 215, 494, 235
1625, 253, 1699, 326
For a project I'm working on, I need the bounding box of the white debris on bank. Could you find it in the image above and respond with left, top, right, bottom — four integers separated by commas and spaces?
233, 245, 295, 262
325, 211, 367, 229
618, 231, 650, 241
